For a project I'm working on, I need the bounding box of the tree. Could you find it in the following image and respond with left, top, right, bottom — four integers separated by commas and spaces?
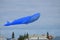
26, 33, 29, 38
12, 32, 15, 39
18, 33, 29, 40
18, 35, 24, 40
46, 32, 49, 39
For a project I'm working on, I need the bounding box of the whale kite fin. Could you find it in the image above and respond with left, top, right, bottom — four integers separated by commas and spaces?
7, 21, 10, 24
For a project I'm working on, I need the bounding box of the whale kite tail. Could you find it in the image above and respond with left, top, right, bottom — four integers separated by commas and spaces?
4, 21, 11, 26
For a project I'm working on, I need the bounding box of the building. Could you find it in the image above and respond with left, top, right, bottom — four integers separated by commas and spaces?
25, 34, 48, 40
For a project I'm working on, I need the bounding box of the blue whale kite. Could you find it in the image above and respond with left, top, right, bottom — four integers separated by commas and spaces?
4, 13, 40, 26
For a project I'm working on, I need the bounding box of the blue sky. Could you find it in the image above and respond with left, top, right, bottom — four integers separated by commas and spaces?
0, 0, 60, 38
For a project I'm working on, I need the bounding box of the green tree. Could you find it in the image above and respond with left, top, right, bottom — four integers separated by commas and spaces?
26, 33, 29, 38
18, 35, 24, 40
46, 32, 49, 39
18, 33, 29, 40
12, 32, 15, 39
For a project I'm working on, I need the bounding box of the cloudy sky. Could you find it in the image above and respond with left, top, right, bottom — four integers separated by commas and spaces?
0, 0, 60, 38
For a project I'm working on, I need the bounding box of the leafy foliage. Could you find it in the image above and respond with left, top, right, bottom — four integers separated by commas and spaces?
12, 32, 15, 39
18, 33, 29, 40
